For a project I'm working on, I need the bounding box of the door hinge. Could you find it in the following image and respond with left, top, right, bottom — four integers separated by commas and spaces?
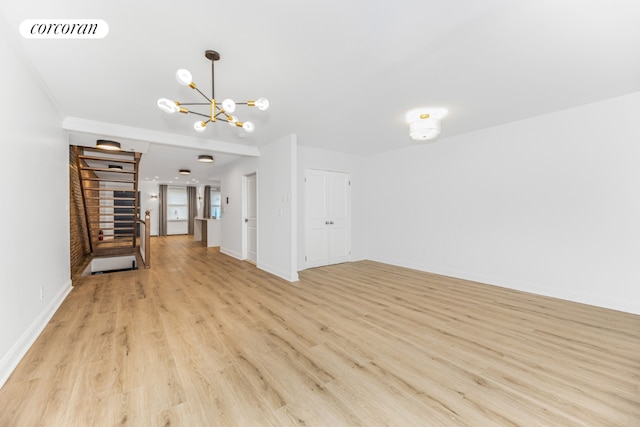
305, 256, 307, 261
349, 180, 351, 185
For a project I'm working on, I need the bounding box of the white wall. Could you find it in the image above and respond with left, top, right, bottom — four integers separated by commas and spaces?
365, 91, 640, 314
0, 24, 72, 387
219, 156, 259, 259
138, 181, 159, 236
297, 146, 367, 270
258, 134, 298, 282
218, 135, 298, 282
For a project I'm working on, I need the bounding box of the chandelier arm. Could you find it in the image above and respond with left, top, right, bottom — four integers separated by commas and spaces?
192, 86, 212, 103
179, 102, 211, 106
189, 111, 212, 119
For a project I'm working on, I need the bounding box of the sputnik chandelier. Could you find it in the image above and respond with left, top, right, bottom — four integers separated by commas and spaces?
157, 49, 269, 133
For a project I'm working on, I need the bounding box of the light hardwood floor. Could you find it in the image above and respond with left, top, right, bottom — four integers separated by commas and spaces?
1, 235, 639, 426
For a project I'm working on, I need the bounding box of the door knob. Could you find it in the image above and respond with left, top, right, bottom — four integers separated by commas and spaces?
245, 218, 249, 223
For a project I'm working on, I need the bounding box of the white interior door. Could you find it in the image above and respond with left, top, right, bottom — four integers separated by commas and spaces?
305, 170, 329, 268
328, 172, 350, 264
305, 169, 350, 268
245, 173, 257, 263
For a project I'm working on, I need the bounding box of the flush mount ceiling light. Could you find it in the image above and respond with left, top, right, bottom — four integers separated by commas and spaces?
157, 49, 269, 134
96, 140, 121, 151
179, 169, 191, 175
198, 154, 215, 163
406, 108, 448, 141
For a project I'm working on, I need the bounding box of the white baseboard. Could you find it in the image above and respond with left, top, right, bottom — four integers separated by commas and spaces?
258, 260, 299, 283
368, 255, 640, 315
220, 247, 241, 260
0, 280, 73, 388
220, 247, 299, 282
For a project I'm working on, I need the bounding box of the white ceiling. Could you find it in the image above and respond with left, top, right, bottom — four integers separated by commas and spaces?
3, 0, 640, 184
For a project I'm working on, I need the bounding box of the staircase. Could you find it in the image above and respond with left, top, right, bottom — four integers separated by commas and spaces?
73, 145, 141, 256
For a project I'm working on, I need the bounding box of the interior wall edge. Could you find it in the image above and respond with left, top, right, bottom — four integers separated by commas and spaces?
257, 259, 300, 283
220, 247, 242, 260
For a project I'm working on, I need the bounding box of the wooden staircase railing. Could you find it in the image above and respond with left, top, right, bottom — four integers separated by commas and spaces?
73, 145, 142, 257
137, 210, 151, 268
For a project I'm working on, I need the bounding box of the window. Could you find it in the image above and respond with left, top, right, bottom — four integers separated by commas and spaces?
167, 186, 188, 220
210, 190, 221, 219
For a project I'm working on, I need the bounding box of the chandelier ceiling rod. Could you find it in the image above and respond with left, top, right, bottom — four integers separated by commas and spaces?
206, 50, 218, 100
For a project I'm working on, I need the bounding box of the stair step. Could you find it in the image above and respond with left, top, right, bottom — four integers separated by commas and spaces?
87, 218, 136, 223
98, 235, 135, 240
80, 147, 138, 157
89, 219, 136, 223
85, 196, 136, 203
80, 166, 136, 174
93, 247, 137, 256
85, 204, 136, 209
83, 187, 137, 193
82, 177, 136, 184
78, 155, 137, 164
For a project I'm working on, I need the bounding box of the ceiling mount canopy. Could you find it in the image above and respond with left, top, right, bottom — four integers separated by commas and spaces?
157, 49, 269, 134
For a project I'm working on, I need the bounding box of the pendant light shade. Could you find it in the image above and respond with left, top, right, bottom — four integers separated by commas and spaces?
96, 140, 121, 151
406, 108, 448, 142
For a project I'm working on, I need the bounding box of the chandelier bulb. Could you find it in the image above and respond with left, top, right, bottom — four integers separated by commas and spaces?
242, 121, 255, 133
175, 69, 193, 86
255, 97, 270, 111
222, 98, 236, 113
157, 98, 179, 114
194, 121, 207, 132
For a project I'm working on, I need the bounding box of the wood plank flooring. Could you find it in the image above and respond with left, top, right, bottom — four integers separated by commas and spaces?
1, 235, 638, 426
